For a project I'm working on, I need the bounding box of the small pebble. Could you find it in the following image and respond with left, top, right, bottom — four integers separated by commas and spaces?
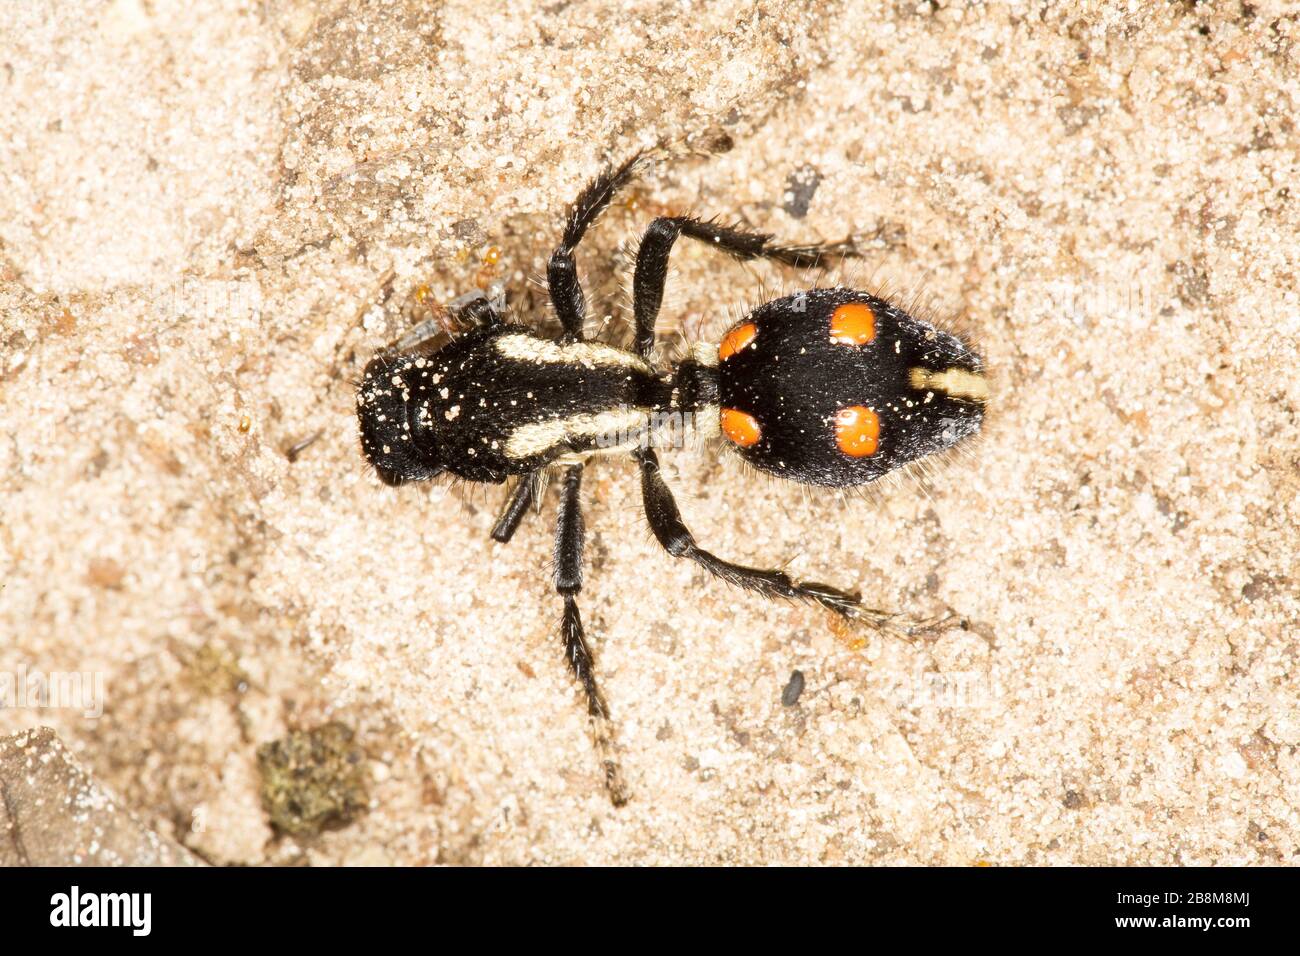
781, 670, 805, 707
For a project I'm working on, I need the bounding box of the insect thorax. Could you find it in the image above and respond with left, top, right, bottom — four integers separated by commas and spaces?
358, 324, 712, 482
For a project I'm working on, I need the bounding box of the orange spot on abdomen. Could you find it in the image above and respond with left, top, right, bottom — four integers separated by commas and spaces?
834, 405, 880, 457
829, 302, 876, 346
719, 322, 758, 361
721, 407, 762, 448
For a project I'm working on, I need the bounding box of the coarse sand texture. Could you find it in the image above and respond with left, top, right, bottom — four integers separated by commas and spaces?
1, 1, 1297, 864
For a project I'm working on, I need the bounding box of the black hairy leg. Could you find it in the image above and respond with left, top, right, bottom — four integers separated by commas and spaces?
491, 470, 542, 544
553, 464, 628, 805
547, 152, 645, 342
632, 215, 859, 359
636, 449, 957, 639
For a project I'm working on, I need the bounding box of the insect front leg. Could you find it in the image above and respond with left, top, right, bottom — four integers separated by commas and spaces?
491, 470, 542, 544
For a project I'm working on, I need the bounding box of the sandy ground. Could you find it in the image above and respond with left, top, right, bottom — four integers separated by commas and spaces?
1, 0, 1297, 865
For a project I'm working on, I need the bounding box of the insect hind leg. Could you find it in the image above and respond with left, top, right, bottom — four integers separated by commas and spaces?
636, 448, 958, 640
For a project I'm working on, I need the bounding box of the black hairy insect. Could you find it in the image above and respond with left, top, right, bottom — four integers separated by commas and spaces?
356, 153, 988, 805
